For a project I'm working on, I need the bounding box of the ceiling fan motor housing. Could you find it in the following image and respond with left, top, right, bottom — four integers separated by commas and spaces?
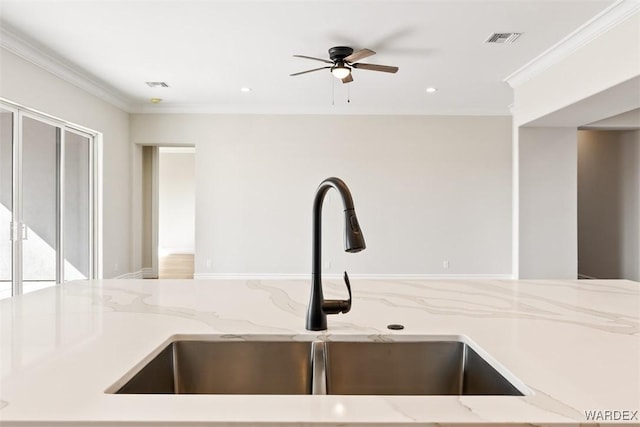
329, 46, 354, 61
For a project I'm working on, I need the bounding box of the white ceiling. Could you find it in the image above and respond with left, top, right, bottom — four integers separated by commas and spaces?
0, 0, 615, 115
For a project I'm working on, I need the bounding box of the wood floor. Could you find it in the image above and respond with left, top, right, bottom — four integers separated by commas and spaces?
159, 254, 194, 279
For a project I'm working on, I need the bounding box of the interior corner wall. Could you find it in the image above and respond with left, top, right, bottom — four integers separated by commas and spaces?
131, 114, 513, 277
0, 48, 131, 278
578, 130, 640, 281
518, 127, 577, 279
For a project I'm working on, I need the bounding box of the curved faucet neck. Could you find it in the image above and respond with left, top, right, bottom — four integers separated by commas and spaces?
307, 177, 365, 331
312, 178, 356, 277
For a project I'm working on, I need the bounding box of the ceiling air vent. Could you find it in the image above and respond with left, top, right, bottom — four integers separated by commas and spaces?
145, 82, 169, 88
485, 33, 522, 44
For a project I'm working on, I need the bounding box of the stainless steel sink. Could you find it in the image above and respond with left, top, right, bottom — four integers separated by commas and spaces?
115, 340, 313, 394
323, 341, 523, 395
110, 336, 527, 396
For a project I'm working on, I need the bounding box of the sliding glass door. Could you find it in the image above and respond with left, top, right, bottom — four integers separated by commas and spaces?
0, 101, 97, 299
0, 107, 14, 299
21, 116, 58, 292
64, 130, 92, 281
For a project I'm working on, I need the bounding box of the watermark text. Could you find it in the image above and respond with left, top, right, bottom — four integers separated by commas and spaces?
585, 410, 638, 421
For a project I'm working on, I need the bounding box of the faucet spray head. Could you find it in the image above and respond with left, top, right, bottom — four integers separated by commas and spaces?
344, 209, 366, 253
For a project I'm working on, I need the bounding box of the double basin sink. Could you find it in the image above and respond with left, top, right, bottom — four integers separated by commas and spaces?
110, 335, 529, 396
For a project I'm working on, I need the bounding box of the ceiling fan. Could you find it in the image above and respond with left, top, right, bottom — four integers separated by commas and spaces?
290, 46, 398, 83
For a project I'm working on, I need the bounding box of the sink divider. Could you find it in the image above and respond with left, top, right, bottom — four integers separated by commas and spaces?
311, 341, 327, 395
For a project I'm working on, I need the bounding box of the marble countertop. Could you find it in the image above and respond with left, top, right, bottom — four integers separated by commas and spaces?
0, 278, 638, 426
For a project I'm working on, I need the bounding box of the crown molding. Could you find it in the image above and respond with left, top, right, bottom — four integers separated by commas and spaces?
504, 0, 640, 88
131, 102, 512, 116
0, 25, 135, 112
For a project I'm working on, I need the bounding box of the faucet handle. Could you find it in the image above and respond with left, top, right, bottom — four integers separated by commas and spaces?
342, 271, 352, 313
322, 271, 352, 315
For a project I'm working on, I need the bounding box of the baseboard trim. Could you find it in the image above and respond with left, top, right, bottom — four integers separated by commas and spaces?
114, 270, 143, 280
141, 268, 154, 279
158, 249, 195, 256
193, 273, 514, 280
578, 274, 598, 280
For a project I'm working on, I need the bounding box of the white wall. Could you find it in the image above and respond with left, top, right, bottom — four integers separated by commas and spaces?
518, 127, 577, 279
131, 114, 512, 277
578, 130, 639, 280
158, 150, 195, 254
0, 48, 131, 278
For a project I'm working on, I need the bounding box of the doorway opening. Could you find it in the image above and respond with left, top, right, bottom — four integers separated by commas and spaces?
141, 146, 195, 280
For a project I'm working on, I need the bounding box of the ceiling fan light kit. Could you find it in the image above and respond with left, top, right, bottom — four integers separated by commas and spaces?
291, 46, 398, 84
331, 64, 351, 79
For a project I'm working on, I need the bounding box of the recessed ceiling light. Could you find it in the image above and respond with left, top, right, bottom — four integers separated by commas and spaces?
150, 98, 162, 104
146, 82, 169, 88
426, 87, 437, 93
240, 87, 252, 93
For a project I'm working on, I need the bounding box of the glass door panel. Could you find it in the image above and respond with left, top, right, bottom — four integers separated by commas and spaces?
0, 101, 96, 299
0, 108, 13, 299
21, 116, 58, 294
64, 130, 90, 280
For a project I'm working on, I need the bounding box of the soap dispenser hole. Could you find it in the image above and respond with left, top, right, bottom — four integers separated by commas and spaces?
387, 324, 404, 330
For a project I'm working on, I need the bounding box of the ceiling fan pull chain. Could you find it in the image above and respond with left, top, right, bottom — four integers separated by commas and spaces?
347, 84, 351, 104
332, 77, 335, 106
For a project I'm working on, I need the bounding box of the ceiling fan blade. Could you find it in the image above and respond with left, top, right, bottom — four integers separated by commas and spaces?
344, 48, 376, 63
342, 74, 353, 84
293, 54, 333, 64
352, 63, 399, 73
290, 66, 331, 76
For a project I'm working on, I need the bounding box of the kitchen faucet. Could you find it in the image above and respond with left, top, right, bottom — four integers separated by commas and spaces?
306, 177, 366, 331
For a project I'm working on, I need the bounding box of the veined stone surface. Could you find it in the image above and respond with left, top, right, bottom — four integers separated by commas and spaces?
0, 278, 638, 425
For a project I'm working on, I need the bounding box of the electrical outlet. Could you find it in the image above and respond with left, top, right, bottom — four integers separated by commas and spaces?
114, 263, 119, 272
206, 259, 212, 269
324, 260, 332, 270
443, 260, 450, 269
